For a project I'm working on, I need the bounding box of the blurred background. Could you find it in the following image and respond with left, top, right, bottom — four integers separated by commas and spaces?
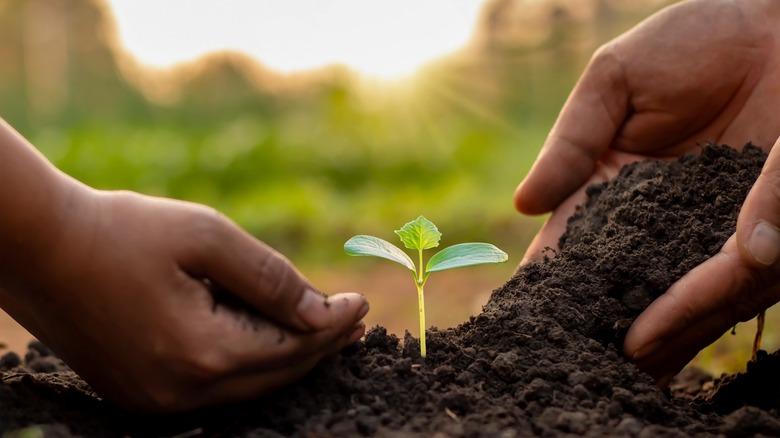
0, 0, 776, 376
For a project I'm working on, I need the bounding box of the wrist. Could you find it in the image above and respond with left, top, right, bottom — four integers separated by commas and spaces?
0, 120, 97, 297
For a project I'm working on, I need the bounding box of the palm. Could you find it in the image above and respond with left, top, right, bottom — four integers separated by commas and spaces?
609, 6, 777, 156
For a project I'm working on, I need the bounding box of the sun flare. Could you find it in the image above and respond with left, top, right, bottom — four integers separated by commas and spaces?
106, 0, 486, 78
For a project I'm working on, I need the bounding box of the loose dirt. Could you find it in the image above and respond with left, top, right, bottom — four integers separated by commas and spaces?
2, 144, 779, 437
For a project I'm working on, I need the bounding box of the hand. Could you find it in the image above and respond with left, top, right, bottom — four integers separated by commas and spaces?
513, 0, 780, 381
0, 187, 368, 413
624, 136, 780, 384
515, 0, 780, 264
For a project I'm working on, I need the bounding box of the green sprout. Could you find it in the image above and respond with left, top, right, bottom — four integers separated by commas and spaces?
344, 215, 508, 357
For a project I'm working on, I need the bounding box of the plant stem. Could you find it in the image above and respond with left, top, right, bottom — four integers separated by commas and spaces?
416, 281, 426, 358
417, 247, 426, 358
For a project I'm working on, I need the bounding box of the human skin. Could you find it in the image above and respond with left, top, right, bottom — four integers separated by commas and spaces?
513, 0, 780, 383
0, 118, 368, 413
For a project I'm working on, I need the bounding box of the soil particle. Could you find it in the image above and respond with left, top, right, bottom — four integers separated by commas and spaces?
1, 144, 779, 437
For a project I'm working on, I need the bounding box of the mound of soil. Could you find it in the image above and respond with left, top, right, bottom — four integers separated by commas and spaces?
2, 144, 780, 437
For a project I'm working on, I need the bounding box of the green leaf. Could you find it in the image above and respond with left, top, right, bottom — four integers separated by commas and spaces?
425, 243, 508, 273
395, 215, 442, 251
344, 235, 415, 272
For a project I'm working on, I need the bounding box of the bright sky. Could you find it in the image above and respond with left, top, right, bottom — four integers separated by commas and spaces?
106, 0, 486, 78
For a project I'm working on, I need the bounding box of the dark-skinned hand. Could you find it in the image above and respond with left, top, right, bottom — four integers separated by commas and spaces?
513, 0, 780, 384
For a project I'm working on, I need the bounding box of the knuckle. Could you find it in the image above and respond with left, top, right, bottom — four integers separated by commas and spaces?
188, 206, 231, 249
180, 346, 231, 381
672, 296, 698, 335
722, 267, 779, 324
162, 334, 231, 383
254, 249, 300, 305
758, 166, 780, 204
590, 41, 613, 63
590, 40, 621, 71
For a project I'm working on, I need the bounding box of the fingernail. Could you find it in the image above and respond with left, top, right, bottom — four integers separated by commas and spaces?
357, 301, 370, 320
632, 340, 663, 361
348, 322, 366, 344
296, 288, 331, 330
749, 221, 780, 266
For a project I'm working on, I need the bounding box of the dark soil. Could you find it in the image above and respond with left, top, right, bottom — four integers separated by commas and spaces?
2, 144, 780, 437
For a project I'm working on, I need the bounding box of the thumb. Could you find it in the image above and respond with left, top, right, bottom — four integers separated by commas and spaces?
180, 212, 358, 332
514, 46, 628, 215
737, 138, 780, 268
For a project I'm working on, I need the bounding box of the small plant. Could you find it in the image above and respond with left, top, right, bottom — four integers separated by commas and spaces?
344, 215, 508, 357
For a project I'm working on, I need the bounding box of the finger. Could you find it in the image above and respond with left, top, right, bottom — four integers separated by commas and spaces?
736, 135, 780, 268
197, 354, 323, 409
634, 307, 768, 384
156, 321, 365, 413
624, 236, 780, 379
520, 166, 618, 266
520, 188, 588, 265
179, 211, 337, 332
211, 291, 368, 373
194, 323, 363, 411
514, 45, 629, 216
519, 217, 565, 266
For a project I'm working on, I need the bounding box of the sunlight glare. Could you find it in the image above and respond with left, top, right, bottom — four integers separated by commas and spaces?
106, 0, 485, 78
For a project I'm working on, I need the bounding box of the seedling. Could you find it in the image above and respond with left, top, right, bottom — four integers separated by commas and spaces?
344, 215, 508, 357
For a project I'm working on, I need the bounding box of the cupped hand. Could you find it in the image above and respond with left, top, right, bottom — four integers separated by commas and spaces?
513, 0, 780, 382
514, 0, 780, 264
0, 188, 368, 413
624, 136, 780, 384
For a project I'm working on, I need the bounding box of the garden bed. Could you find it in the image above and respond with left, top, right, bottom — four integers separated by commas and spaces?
2, 144, 779, 437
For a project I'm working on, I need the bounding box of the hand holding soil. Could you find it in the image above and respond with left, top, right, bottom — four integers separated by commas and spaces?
0, 119, 368, 412
627, 135, 780, 384
514, 0, 780, 381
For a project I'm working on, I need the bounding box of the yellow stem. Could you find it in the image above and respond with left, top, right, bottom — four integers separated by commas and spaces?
415, 247, 427, 357
417, 282, 426, 358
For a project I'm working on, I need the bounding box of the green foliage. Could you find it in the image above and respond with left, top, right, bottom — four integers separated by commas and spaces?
345, 216, 508, 357
342, 235, 415, 272
426, 243, 509, 273
395, 216, 442, 251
